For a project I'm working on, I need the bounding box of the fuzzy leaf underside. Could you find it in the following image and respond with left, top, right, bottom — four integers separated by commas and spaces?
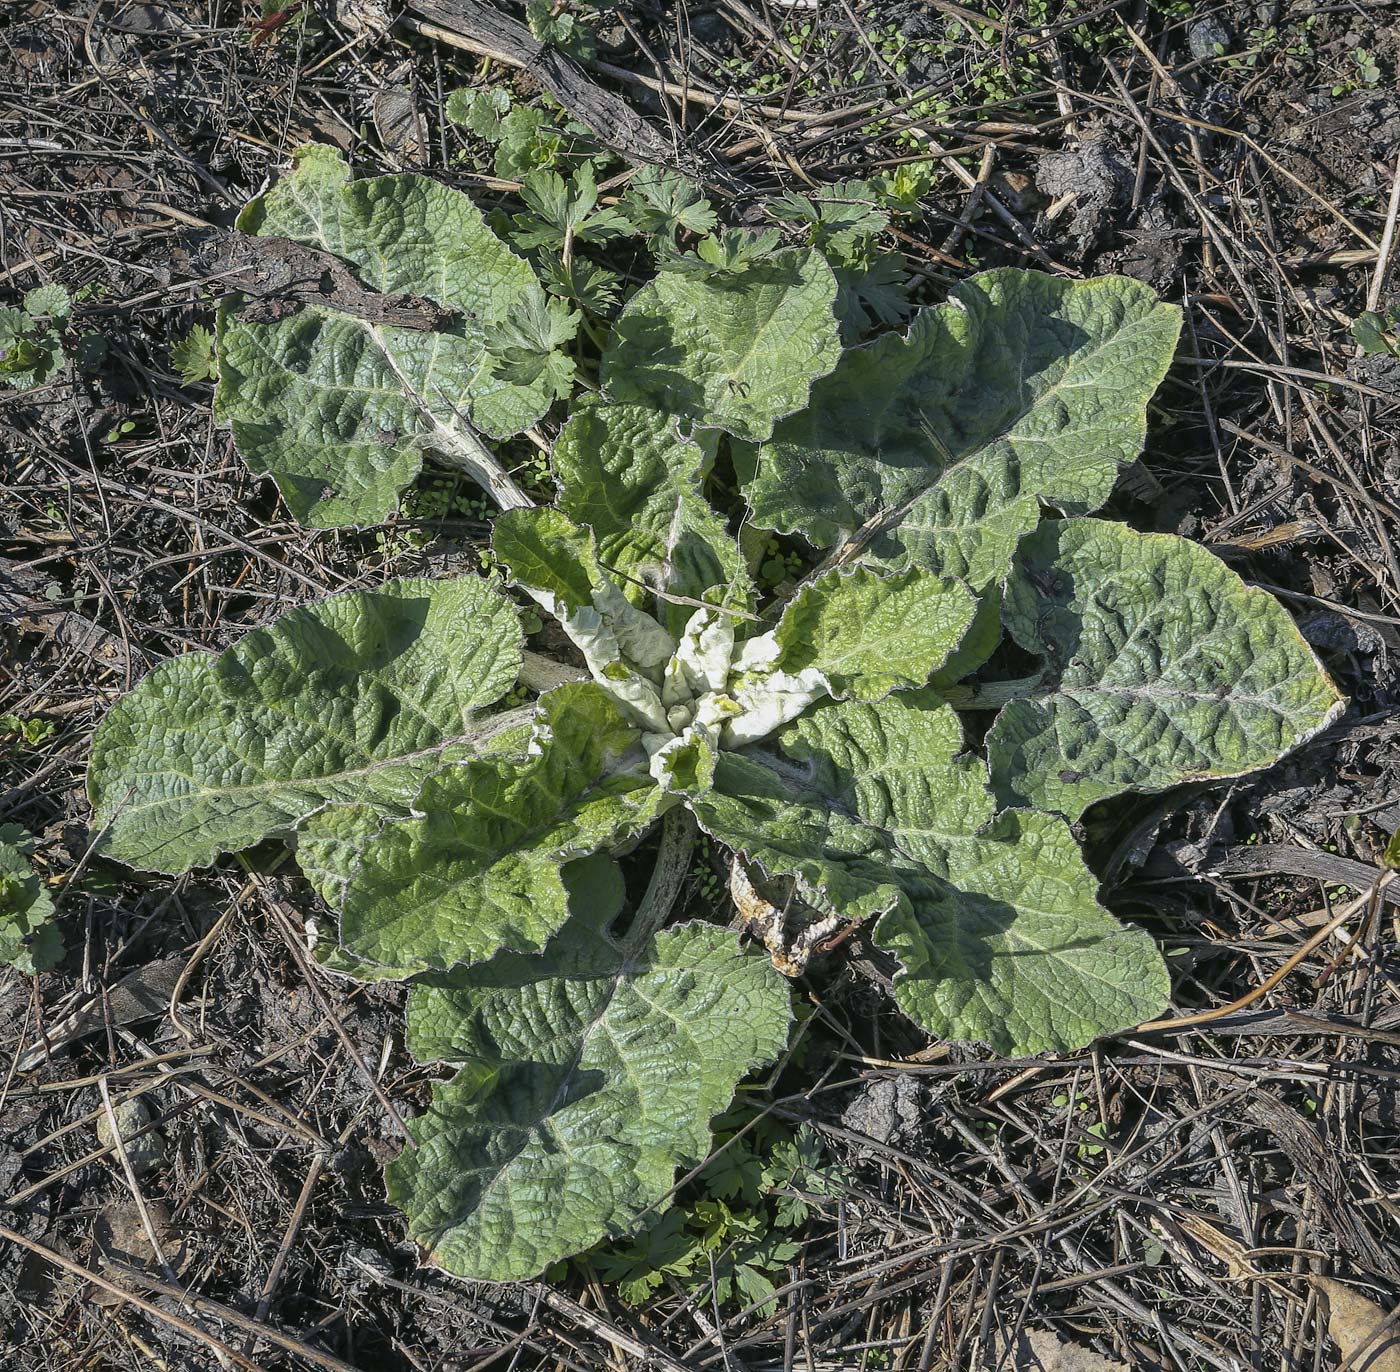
600, 248, 842, 442
388, 859, 792, 1281
552, 401, 752, 630
987, 519, 1346, 819
772, 565, 978, 700
0, 830, 61, 975
746, 270, 1182, 589
88, 576, 522, 873
685, 692, 1168, 1054
335, 684, 662, 974
216, 144, 551, 527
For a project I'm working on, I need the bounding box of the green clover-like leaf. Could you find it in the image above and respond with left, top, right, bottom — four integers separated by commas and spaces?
511, 164, 633, 250
170, 324, 218, 384
485, 283, 580, 401
24, 283, 72, 321
767, 180, 890, 262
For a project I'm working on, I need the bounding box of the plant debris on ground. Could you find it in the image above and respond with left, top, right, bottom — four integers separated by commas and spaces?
2, 0, 1400, 1369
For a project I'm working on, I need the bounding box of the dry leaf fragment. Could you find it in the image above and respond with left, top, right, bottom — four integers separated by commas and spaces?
729, 856, 840, 977
372, 85, 426, 165
1176, 1211, 1259, 1281
996, 1327, 1129, 1371
90, 1200, 191, 1308
16, 956, 185, 1071
1317, 1277, 1400, 1372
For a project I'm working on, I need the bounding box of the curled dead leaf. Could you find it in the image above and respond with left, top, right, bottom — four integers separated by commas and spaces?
1316, 1277, 1400, 1372
729, 856, 840, 977
90, 1200, 191, 1308
996, 1327, 1129, 1371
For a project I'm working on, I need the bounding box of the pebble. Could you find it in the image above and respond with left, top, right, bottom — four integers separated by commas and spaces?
1188, 16, 1232, 63
95, 1098, 164, 1176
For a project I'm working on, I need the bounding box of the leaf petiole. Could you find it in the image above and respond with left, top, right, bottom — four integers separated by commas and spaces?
621, 806, 697, 955
938, 672, 1047, 710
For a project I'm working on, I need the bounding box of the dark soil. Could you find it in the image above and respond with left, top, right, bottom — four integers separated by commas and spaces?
3, 0, 1400, 1369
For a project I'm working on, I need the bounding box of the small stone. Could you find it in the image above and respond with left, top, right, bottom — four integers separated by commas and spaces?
841, 1075, 923, 1156
1188, 16, 1232, 62
96, 1098, 163, 1176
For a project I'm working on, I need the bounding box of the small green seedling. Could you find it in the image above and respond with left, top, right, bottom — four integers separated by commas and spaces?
524, 0, 596, 57
446, 85, 571, 180
0, 285, 70, 389
0, 826, 62, 974
1, 715, 55, 748
590, 1118, 834, 1310
170, 325, 218, 384
1352, 307, 1400, 358
88, 146, 1343, 1285
1334, 46, 1382, 94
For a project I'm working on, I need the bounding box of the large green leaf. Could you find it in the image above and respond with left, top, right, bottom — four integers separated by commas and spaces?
297, 715, 537, 984
683, 692, 1167, 1054
0, 827, 61, 975
552, 401, 751, 633
600, 249, 842, 442
746, 270, 1182, 589
296, 714, 534, 904
387, 858, 791, 1280
769, 565, 977, 701
336, 683, 662, 974
88, 576, 521, 873
217, 144, 552, 527
987, 519, 1346, 819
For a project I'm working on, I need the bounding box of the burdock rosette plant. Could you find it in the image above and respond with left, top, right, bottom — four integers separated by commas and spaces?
87, 146, 1343, 1280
